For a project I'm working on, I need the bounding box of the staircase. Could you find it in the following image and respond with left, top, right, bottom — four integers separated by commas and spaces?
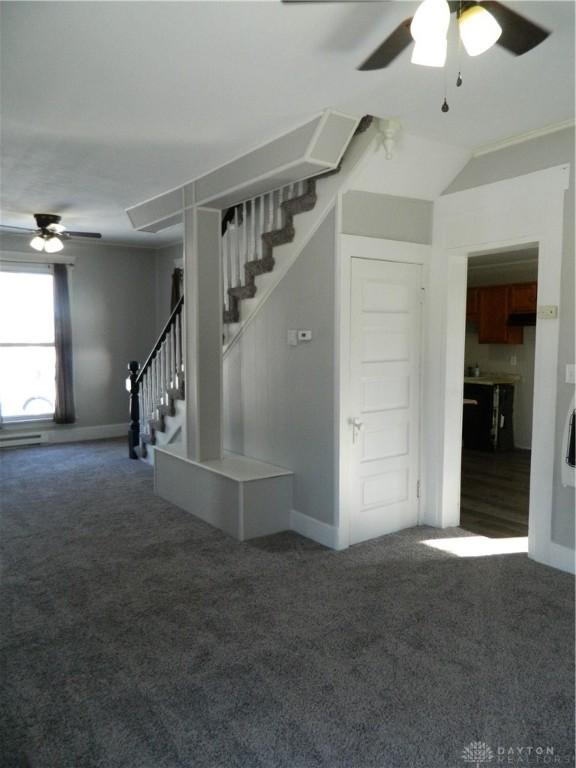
130, 179, 320, 463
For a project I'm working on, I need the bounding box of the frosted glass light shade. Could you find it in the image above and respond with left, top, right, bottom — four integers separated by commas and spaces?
44, 236, 64, 254
30, 236, 46, 252
411, 37, 447, 67
459, 4, 502, 56
410, 0, 451, 41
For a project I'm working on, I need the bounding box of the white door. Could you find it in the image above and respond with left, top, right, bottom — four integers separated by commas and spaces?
349, 258, 422, 545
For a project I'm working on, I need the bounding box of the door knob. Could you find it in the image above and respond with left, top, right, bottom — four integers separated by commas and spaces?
351, 417, 364, 443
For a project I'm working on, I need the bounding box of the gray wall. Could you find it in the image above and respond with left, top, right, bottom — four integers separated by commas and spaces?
1, 234, 157, 428
342, 191, 433, 244
223, 210, 336, 525
445, 127, 575, 549
155, 242, 182, 335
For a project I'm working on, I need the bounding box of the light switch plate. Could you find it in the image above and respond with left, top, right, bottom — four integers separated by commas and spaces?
287, 330, 298, 347
298, 330, 312, 342
566, 364, 576, 384
537, 305, 559, 319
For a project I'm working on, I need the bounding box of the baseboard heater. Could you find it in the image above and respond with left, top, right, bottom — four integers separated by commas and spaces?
0, 432, 47, 448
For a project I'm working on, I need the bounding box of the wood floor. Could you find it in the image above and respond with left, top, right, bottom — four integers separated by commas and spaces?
460, 449, 531, 538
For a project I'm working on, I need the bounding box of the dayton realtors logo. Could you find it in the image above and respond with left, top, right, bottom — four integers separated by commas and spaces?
462, 742, 495, 767
461, 742, 575, 766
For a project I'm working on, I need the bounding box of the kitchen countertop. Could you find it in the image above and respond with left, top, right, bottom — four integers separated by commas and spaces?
464, 374, 521, 386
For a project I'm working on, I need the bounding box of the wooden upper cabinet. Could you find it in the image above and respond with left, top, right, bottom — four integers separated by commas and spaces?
466, 288, 479, 321
478, 285, 523, 345
509, 282, 537, 313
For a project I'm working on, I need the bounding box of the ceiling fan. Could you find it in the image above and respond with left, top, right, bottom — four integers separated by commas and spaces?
0, 213, 102, 253
357, 1, 550, 71
283, 0, 550, 72
284, 0, 550, 111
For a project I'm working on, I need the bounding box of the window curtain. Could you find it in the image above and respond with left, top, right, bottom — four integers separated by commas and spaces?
170, 267, 183, 311
53, 263, 76, 424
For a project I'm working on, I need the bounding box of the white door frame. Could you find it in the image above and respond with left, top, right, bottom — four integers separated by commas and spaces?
335, 233, 431, 550
426, 164, 572, 573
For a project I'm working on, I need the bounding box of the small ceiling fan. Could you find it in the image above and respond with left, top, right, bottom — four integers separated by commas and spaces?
0, 213, 102, 253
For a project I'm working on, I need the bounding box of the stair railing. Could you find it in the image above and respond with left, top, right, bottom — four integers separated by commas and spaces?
221, 180, 315, 323
128, 178, 319, 457
128, 295, 184, 458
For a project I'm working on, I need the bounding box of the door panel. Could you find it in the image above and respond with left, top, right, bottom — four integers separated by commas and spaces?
350, 259, 421, 545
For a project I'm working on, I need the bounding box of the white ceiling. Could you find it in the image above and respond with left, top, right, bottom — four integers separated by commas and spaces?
1, 1, 574, 247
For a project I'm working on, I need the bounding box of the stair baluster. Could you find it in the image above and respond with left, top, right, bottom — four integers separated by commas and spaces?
234, 207, 241, 287
242, 201, 248, 283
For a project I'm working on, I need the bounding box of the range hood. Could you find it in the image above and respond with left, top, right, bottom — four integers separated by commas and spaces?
508, 312, 536, 327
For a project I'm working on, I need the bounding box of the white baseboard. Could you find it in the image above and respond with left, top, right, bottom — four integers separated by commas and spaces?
48, 423, 127, 444
530, 540, 575, 575
290, 509, 342, 550
0, 423, 127, 448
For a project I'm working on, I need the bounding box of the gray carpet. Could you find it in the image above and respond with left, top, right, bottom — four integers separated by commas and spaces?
0, 440, 573, 768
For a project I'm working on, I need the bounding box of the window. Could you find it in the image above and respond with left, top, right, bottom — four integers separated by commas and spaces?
0, 267, 56, 421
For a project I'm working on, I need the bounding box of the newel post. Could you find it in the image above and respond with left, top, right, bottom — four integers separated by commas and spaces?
128, 360, 140, 459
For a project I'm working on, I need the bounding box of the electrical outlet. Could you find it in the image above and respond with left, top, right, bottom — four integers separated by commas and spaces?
287, 330, 298, 347
510, 355, 517, 367
566, 364, 576, 385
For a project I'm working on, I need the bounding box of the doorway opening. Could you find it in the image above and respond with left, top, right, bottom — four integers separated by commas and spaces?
460, 247, 538, 540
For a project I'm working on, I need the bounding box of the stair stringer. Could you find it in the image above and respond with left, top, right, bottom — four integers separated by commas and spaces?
141, 398, 185, 466
222, 120, 380, 356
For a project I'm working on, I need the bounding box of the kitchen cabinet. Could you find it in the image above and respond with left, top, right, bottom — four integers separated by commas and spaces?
478, 285, 523, 345
466, 288, 479, 321
509, 282, 537, 313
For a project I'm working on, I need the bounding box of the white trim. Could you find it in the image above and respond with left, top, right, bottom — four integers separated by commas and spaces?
340, 235, 430, 265
0, 250, 75, 266
127, 110, 361, 231
127, 111, 328, 212
473, 120, 575, 158
194, 158, 332, 209
290, 509, 342, 550
429, 163, 571, 572
304, 110, 360, 168
336, 235, 432, 550
538, 541, 576, 575
0, 423, 127, 447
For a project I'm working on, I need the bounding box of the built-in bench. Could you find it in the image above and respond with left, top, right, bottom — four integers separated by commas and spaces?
154, 444, 293, 541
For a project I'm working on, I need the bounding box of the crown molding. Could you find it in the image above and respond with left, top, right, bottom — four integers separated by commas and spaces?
472, 120, 575, 158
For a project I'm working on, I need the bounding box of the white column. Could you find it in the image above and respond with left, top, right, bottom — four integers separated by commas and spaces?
183, 206, 223, 462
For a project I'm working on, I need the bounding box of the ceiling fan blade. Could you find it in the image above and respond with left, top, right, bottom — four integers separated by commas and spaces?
0, 224, 36, 233
66, 231, 102, 239
483, 1, 550, 56
358, 18, 413, 70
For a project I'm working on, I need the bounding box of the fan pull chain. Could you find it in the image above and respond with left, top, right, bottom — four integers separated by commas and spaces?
456, 0, 463, 87
441, 54, 449, 113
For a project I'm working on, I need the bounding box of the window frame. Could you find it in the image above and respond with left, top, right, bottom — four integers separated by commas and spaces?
0, 262, 57, 423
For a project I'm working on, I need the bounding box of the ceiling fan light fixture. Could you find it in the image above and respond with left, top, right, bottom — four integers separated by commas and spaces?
459, 4, 502, 56
43, 236, 64, 254
47, 223, 66, 234
411, 36, 448, 67
410, 0, 451, 42
30, 235, 46, 252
